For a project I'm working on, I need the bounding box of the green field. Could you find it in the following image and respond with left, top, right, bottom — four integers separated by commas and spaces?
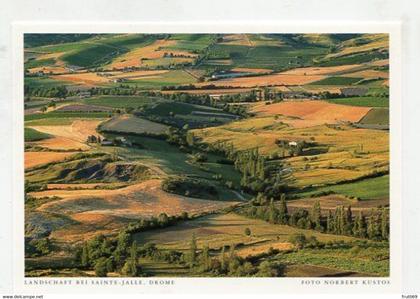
358, 108, 389, 125
317, 51, 389, 67
27, 34, 159, 69
327, 97, 389, 107
25, 58, 56, 69
82, 95, 161, 109
167, 34, 216, 52
24, 127, 51, 142
145, 102, 220, 116
100, 115, 169, 135
24, 77, 72, 88
275, 242, 389, 276
25, 111, 111, 122
62, 43, 123, 68
204, 43, 327, 70
141, 101, 237, 129
298, 175, 389, 200
103, 134, 242, 189
24, 34, 99, 48
63, 35, 158, 68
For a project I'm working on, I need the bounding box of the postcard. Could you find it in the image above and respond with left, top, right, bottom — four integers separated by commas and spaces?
8, 22, 402, 294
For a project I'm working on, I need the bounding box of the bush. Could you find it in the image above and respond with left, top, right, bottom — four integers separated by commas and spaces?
161, 177, 218, 200
94, 257, 108, 277
121, 259, 139, 277
288, 233, 307, 249
244, 228, 251, 236
256, 261, 282, 277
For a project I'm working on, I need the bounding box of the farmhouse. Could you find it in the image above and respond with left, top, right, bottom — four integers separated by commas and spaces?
288, 141, 298, 147
340, 87, 368, 97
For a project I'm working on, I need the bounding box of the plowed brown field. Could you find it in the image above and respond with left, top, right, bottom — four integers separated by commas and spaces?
252, 100, 371, 128
25, 152, 77, 169
52, 72, 111, 86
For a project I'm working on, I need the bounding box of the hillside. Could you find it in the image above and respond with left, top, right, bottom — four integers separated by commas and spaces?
24, 33, 389, 278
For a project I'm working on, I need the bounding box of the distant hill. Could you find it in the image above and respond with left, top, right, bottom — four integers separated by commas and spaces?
24, 34, 101, 48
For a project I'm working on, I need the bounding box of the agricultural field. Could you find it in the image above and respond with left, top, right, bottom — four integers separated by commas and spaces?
327, 97, 389, 108
82, 95, 162, 109
24, 33, 390, 278
100, 115, 169, 135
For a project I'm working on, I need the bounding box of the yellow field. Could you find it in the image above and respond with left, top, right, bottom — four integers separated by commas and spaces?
109, 69, 169, 80
134, 213, 357, 253
46, 183, 127, 190
162, 88, 254, 95
28, 66, 69, 74
36, 51, 65, 61
28, 119, 104, 150
235, 241, 293, 258
220, 34, 253, 46
279, 64, 361, 76
345, 69, 389, 79
231, 67, 273, 74
191, 107, 388, 188
105, 39, 197, 70
51, 72, 111, 86
251, 100, 371, 128
30, 179, 240, 242
368, 59, 389, 67
292, 85, 342, 94
24, 152, 77, 169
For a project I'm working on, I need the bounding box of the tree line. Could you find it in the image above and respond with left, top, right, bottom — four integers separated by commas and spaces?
24, 85, 70, 98
237, 195, 389, 241
204, 142, 289, 198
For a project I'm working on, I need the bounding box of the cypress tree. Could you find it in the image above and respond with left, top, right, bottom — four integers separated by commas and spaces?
359, 213, 367, 238
310, 200, 322, 231
278, 194, 288, 224
352, 212, 361, 237
333, 207, 342, 234
268, 198, 278, 224
345, 206, 353, 235
367, 209, 377, 240
229, 243, 236, 260
220, 246, 227, 272
189, 233, 197, 268
339, 206, 346, 235
381, 208, 389, 241
201, 245, 210, 271
326, 210, 334, 233
81, 242, 89, 268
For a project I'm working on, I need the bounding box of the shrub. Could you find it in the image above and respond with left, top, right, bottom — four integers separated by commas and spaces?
244, 228, 251, 236
288, 233, 307, 249
94, 257, 108, 277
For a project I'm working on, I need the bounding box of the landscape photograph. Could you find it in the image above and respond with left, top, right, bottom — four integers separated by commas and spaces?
23, 33, 390, 278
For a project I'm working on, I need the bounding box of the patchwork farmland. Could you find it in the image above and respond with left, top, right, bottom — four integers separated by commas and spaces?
24, 33, 389, 278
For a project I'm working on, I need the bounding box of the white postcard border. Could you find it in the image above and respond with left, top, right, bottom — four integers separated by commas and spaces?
12, 21, 402, 294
